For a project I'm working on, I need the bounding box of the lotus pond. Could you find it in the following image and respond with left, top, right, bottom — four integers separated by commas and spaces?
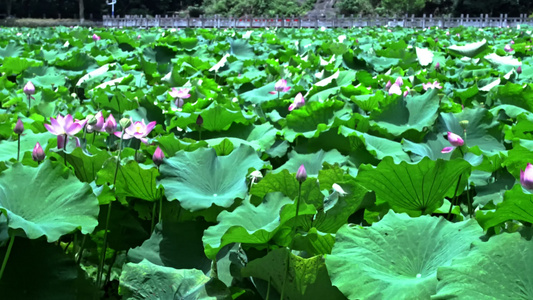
0, 25, 533, 299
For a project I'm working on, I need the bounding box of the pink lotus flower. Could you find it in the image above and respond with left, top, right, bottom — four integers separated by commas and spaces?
45, 114, 83, 137
403, 86, 410, 97
23, 81, 35, 96
395, 77, 403, 87
114, 119, 156, 144
520, 163, 533, 191
92, 34, 101, 42
32, 142, 45, 162
446, 31, 450, 36
504, 44, 514, 52
288, 93, 305, 111
103, 114, 117, 134
385, 80, 392, 90
422, 81, 443, 90
153, 146, 165, 166
87, 111, 104, 133
441, 132, 464, 153
269, 79, 291, 95
296, 164, 307, 183
510, 40, 515, 44
388, 83, 402, 96
169, 88, 191, 99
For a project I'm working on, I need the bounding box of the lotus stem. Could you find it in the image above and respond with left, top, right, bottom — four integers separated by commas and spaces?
151, 200, 157, 233
97, 130, 124, 287
280, 182, 302, 299
27, 95, 31, 112
447, 174, 463, 221
266, 245, 271, 300
16, 134, 20, 161
63, 134, 67, 166
76, 235, 87, 265
0, 235, 15, 281
104, 250, 118, 286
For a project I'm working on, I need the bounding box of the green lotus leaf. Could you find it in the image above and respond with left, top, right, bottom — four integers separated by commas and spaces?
242, 248, 345, 300
128, 221, 212, 273
0, 161, 99, 242
203, 193, 293, 259
370, 88, 440, 136
96, 159, 162, 202
434, 233, 533, 299
402, 133, 452, 162
325, 211, 483, 300
119, 259, 228, 300
356, 157, 470, 216
340, 126, 410, 162
448, 39, 487, 58
274, 149, 349, 177
282, 100, 347, 142
0, 239, 97, 299
65, 146, 112, 183
476, 184, 533, 230
158, 144, 265, 211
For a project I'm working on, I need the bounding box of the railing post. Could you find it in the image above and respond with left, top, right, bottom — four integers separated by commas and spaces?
315, 15, 318, 29
422, 14, 426, 28
351, 14, 354, 28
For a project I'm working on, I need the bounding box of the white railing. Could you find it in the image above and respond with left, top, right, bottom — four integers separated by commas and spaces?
101, 13, 533, 28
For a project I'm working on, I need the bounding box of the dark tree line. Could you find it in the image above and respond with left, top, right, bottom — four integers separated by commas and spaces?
1, 0, 531, 19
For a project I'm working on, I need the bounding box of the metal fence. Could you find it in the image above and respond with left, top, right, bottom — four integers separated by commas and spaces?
102, 13, 533, 28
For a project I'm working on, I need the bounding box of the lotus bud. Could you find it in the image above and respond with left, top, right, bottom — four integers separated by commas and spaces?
447, 131, 464, 147
517, 66, 522, 74
435, 62, 440, 71
459, 120, 469, 129
119, 117, 132, 129
196, 115, 204, 126
104, 114, 117, 134
296, 164, 307, 183
92, 34, 101, 42
14, 119, 24, 135
520, 163, 533, 191
153, 146, 165, 166
175, 98, 184, 108
32, 142, 45, 162
23, 81, 35, 95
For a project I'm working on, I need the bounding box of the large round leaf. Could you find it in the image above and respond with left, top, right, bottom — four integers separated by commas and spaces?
325, 211, 483, 299
119, 259, 228, 300
448, 39, 487, 58
158, 144, 265, 211
434, 233, 533, 299
0, 161, 99, 242
356, 156, 470, 216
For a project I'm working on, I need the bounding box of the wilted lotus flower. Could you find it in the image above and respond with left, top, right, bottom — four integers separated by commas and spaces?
269, 79, 291, 94
389, 83, 402, 96
92, 34, 101, 42
45, 114, 83, 137
441, 131, 464, 153
520, 163, 533, 191
115, 118, 156, 144
86, 111, 104, 133
14, 119, 24, 135
153, 146, 165, 166
395, 77, 403, 87
296, 164, 307, 183
23, 81, 35, 96
422, 81, 443, 90
103, 114, 117, 134
32, 142, 45, 162
504, 44, 514, 52
288, 93, 305, 111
